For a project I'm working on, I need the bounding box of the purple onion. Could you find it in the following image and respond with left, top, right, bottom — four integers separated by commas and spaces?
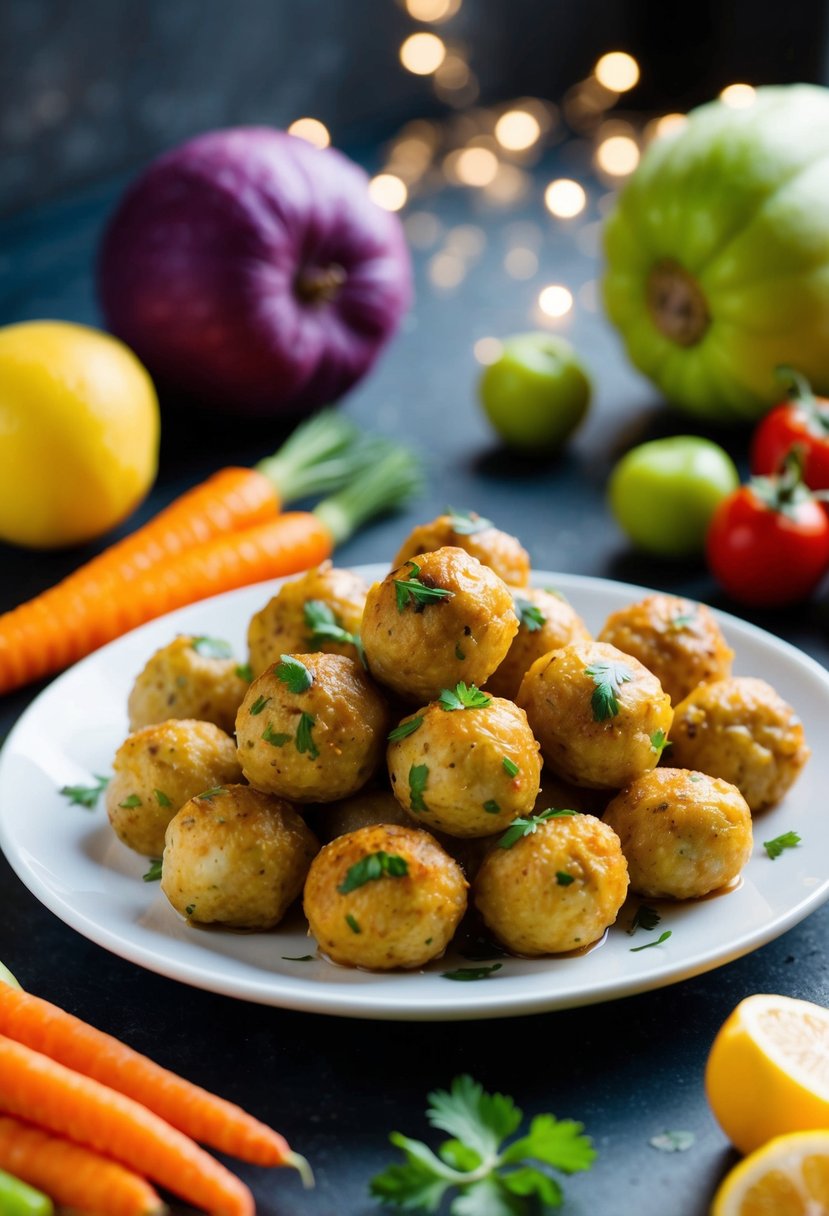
98, 128, 412, 416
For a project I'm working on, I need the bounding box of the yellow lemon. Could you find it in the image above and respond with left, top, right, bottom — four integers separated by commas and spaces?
0, 320, 159, 549
711, 1130, 829, 1216
706, 994, 829, 1155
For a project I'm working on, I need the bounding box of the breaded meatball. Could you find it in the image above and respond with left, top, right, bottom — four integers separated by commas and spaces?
362, 548, 518, 703
309, 788, 413, 844
106, 719, 242, 857
236, 653, 389, 803
670, 677, 810, 812
127, 635, 249, 733
247, 561, 368, 677
487, 588, 592, 701
393, 511, 530, 587
387, 692, 541, 837
161, 784, 319, 928
474, 813, 629, 955
598, 594, 733, 705
303, 823, 468, 969
604, 768, 752, 900
516, 641, 673, 790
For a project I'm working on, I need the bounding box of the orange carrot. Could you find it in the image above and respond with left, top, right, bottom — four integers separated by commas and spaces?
0, 1035, 253, 1216
0, 984, 295, 1169
0, 444, 419, 694
0, 1114, 165, 1216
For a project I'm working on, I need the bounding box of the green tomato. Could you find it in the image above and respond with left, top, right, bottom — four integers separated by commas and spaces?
604, 84, 829, 422
609, 436, 739, 557
479, 333, 591, 452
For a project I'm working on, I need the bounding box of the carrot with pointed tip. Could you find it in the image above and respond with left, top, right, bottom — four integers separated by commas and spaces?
0, 1035, 253, 1216
0, 1115, 165, 1216
0, 983, 301, 1172
0, 442, 420, 694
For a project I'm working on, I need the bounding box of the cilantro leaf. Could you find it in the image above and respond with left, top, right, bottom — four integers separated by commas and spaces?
669, 612, 697, 632
439, 683, 492, 712
143, 858, 163, 882
409, 764, 429, 812
585, 661, 633, 721
191, 635, 233, 659
441, 964, 503, 982
483, 800, 501, 815
275, 655, 314, 693
59, 774, 110, 809
500, 1167, 562, 1207
556, 871, 574, 886
627, 905, 662, 935
650, 729, 671, 756
514, 597, 545, 632
445, 507, 494, 536
630, 930, 672, 952
345, 913, 361, 934
453, 1178, 525, 1215
197, 787, 226, 801
394, 561, 455, 613
303, 599, 358, 650
649, 1130, 695, 1153
235, 662, 253, 682
118, 794, 142, 809
389, 715, 424, 742
501, 1113, 596, 1174
502, 757, 519, 778
498, 808, 578, 850
337, 851, 409, 894
427, 1077, 522, 1155
262, 723, 291, 747
153, 788, 172, 808
250, 694, 271, 716
764, 831, 801, 859
296, 712, 319, 759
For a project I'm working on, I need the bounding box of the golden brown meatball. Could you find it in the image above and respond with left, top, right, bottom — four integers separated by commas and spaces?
670, 677, 810, 812
362, 548, 518, 703
247, 561, 368, 677
309, 788, 413, 844
387, 692, 541, 837
161, 784, 319, 928
598, 594, 733, 705
106, 719, 242, 857
235, 653, 389, 803
487, 588, 592, 701
603, 768, 752, 900
127, 635, 250, 734
303, 823, 468, 969
474, 813, 628, 955
392, 511, 531, 587
516, 641, 673, 790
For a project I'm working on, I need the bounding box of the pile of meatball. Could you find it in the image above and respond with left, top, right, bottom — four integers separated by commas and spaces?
106, 511, 810, 971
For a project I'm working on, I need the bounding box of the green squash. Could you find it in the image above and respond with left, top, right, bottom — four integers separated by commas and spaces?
604, 85, 829, 422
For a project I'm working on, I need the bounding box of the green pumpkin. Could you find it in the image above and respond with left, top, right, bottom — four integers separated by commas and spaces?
604, 85, 829, 422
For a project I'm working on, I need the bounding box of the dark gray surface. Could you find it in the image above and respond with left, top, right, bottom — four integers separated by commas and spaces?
1, 157, 829, 1216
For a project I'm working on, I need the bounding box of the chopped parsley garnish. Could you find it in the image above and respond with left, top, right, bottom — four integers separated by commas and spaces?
388, 716, 424, 742
630, 930, 672, 952
282, 954, 314, 962
304, 599, 359, 650
143, 858, 163, 882
445, 506, 493, 535
669, 612, 697, 632
627, 905, 662, 935
275, 655, 314, 693
370, 1074, 596, 1214
345, 913, 361, 934
585, 661, 633, 721
235, 662, 253, 682
438, 682, 491, 712
483, 799, 501, 815
394, 561, 455, 613
198, 787, 226, 801
556, 871, 574, 886
338, 851, 410, 894
502, 757, 519, 778
153, 789, 172, 808
649, 1130, 696, 1153
59, 774, 109, 809
118, 794, 142, 809
250, 695, 271, 716
296, 712, 319, 760
689, 773, 703, 783
409, 764, 429, 812
191, 635, 233, 659
262, 723, 291, 747
441, 964, 503, 982
764, 831, 801, 859
454, 642, 466, 661
185, 904, 196, 916
650, 729, 671, 757
514, 596, 545, 632
499, 808, 578, 850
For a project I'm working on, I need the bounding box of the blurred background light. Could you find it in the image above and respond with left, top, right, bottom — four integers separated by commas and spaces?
429, 250, 466, 289
594, 51, 640, 92
286, 117, 330, 148
494, 109, 542, 151
403, 0, 462, 21
648, 112, 689, 139
369, 173, 408, 210
720, 82, 757, 108
504, 247, 538, 279
473, 336, 503, 364
403, 211, 442, 248
454, 146, 499, 186
595, 134, 640, 175
538, 284, 573, 317
400, 32, 446, 75
544, 177, 587, 218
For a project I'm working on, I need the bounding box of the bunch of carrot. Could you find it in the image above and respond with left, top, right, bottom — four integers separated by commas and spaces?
0, 973, 308, 1214
0, 410, 421, 695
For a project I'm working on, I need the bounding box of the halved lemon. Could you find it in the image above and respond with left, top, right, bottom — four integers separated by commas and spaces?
706, 994, 829, 1155
711, 1130, 829, 1216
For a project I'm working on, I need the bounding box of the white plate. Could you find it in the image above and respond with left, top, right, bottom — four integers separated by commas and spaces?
1, 566, 828, 1021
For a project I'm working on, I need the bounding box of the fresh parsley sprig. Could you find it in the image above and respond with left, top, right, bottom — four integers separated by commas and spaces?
650, 730, 671, 757
438, 682, 491, 712
191, 635, 233, 660
59, 774, 110, 809
143, 858, 163, 883
764, 831, 801, 859
498, 809, 578, 850
627, 905, 661, 935
304, 600, 360, 651
514, 597, 546, 632
338, 851, 409, 894
584, 661, 633, 722
446, 507, 494, 535
409, 764, 429, 812
370, 1075, 596, 1214
276, 655, 314, 693
296, 711, 319, 760
388, 716, 424, 742
394, 561, 455, 614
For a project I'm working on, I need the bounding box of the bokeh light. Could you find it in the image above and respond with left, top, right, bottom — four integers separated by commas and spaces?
473, 337, 503, 365
483, 163, 530, 205
454, 146, 499, 186
494, 109, 542, 152
594, 51, 640, 92
504, 248, 538, 279
287, 117, 331, 149
538, 285, 573, 318
595, 134, 640, 176
578, 281, 599, 311
544, 178, 587, 218
369, 173, 408, 211
429, 251, 466, 289
651, 112, 688, 139
445, 224, 486, 258
400, 32, 446, 75
404, 0, 461, 20
720, 83, 757, 109
434, 54, 470, 90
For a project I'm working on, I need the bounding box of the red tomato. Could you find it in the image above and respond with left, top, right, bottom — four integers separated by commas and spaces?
706, 476, 829, 608
751, 370, 829, 489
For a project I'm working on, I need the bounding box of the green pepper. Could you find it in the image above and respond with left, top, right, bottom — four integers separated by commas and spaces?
0, 1169, 53, 1216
